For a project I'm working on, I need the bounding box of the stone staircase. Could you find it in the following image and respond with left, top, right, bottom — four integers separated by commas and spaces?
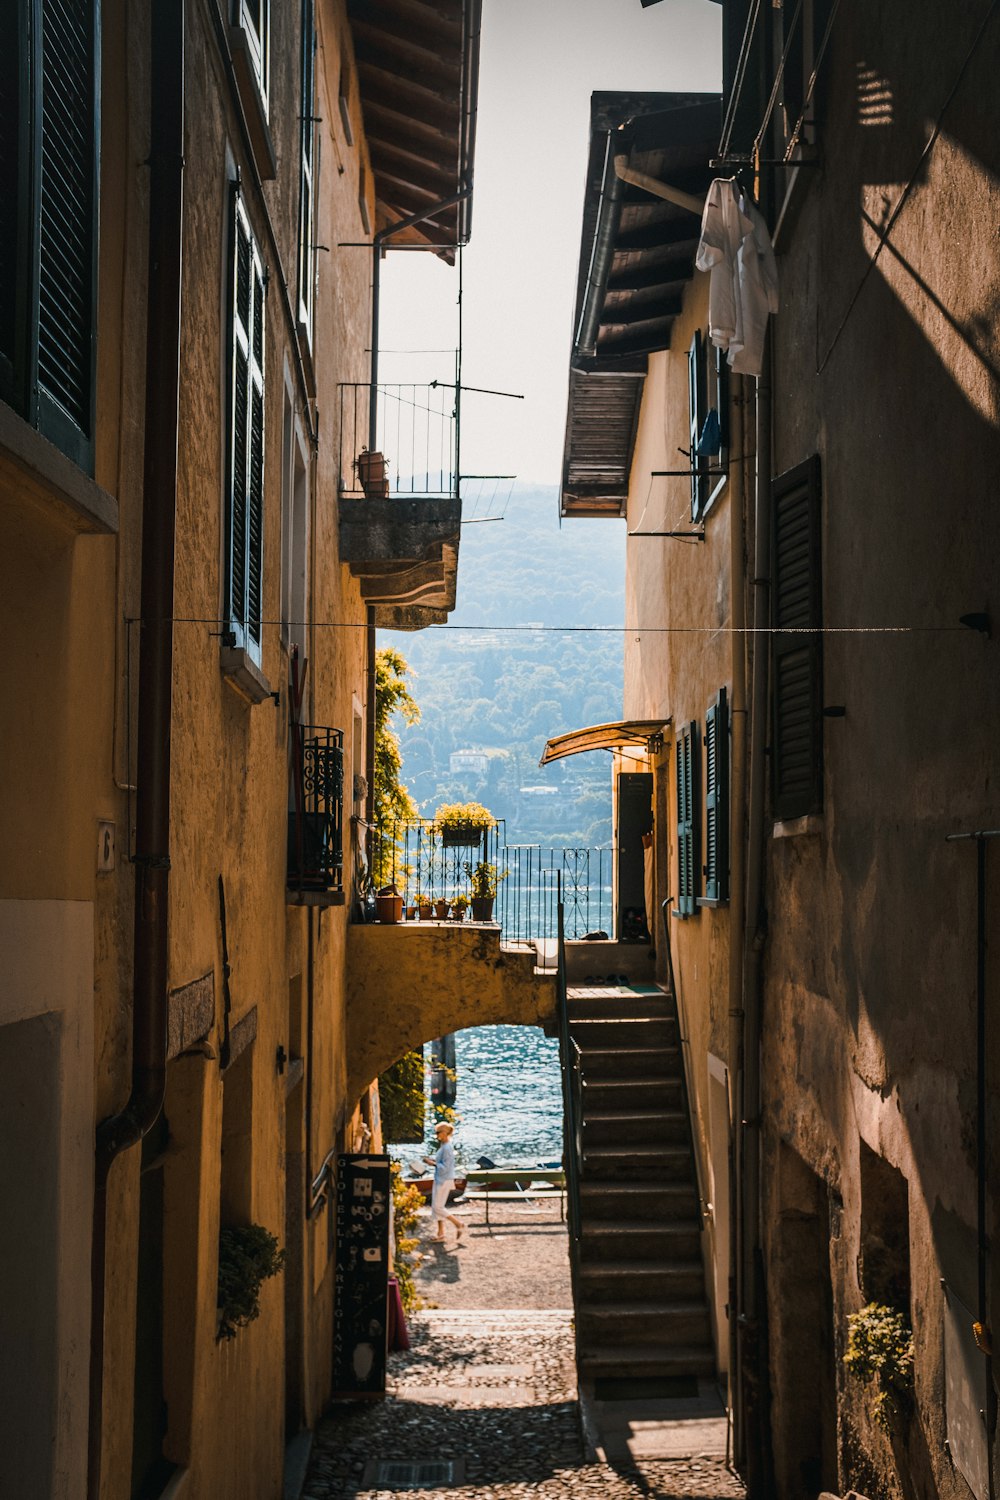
568, 983, 716, 1389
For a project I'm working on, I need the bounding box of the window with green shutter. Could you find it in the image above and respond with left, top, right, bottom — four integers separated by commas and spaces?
703, 687, 730, 903
297, 0, 316, 347
0, 0, 99, 471
688, 331, 707, 521
225, 193, 267, 665
675, 721, 699, 916
771, 456, 823, 820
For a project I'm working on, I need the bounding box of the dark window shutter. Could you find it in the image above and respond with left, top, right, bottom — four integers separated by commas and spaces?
689, 331, 707, 520
704, 687, 729, 902
0, 0, 26, 394
676, 722, 700, 915
771, 456, 823, 820
226, 196, 266, 662
36, 0, 98, 458
297, 0, 315, 341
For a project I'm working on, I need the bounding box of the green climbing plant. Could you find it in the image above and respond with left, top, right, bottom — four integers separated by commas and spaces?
843, 1301, 914, 1431
217, 1224, 286, 1341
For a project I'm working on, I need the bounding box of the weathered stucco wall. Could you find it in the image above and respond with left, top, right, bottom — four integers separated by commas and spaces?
346, 926, 557, 1103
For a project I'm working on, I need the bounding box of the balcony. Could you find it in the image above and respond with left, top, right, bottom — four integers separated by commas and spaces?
338, 383, 461, 631
287, 726, 345, 906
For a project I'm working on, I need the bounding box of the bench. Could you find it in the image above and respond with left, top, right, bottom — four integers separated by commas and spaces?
459, 1181, 566, 1230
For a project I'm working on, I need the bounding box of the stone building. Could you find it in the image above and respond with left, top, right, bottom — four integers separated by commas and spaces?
558, 5, 1000, 1497
0, 2, 484, 1496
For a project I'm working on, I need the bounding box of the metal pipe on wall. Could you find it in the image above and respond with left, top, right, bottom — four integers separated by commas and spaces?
88, 2, 184, 1493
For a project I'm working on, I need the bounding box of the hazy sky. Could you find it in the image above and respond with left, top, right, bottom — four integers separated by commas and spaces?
376, 0, 722, 489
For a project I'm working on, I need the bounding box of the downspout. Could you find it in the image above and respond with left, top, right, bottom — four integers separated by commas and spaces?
88, 3, 184, 1494
727, 375, 748, 1428
738, 331, 772, 1498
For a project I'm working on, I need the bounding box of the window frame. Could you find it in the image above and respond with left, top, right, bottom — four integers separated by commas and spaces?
234, 0, 268, 112
297, 0, 317, 347
688, 332, 729, 523
224, 190, 267, 667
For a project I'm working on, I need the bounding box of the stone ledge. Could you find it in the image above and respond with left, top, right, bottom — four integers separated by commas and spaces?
167, 973, 214, 1060
0, 402, 117, 534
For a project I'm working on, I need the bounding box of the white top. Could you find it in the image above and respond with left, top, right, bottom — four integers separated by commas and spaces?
433, 1140, 456, 1184
695, 178, 778, 377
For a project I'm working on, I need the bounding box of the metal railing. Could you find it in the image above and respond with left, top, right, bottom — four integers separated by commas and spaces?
287, 726, 344, 894
338, 382, 457, 499
555, 889, 584, 1333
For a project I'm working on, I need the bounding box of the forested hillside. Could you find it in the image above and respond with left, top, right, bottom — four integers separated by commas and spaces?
381, 484, 626, 846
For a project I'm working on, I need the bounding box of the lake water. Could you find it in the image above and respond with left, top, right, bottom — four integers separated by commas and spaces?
411, 1024, 565, 1168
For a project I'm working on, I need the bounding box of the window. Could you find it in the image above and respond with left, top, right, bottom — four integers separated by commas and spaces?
297, 0, 317, 346
675, 721, 699, 916
234, 0, 268, 109
771, 456, 823, 821
688, 332, 729, 522
0, 0, 99, 471
225, 193, 266, 666
703, 687, 730, 903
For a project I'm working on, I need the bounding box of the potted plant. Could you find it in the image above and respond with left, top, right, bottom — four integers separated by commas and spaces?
375, 884, 404, 924
417, 896, 432, 920
433, 897, 450, 920
466, 860, 502, 922
451, 893, 469, 921
433, 800, 495, 848
355, 447, 389, 497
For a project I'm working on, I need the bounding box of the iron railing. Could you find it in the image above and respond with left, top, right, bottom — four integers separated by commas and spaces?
338, 382, 457, 499
287, 726, 344, 894
555, 889, 584, 1335
373, 818, 613, 946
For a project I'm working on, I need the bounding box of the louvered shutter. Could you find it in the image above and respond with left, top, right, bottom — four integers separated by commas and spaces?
771, 456, 823, 820
36, 0, 98, 464
297, 0, 316, 343
236, 0, 268, 105
226, 195, 266, 663
676, 723, 699, 915
0, 4, 26, 399
704, 687, 730, 902
688, 331, 707, 520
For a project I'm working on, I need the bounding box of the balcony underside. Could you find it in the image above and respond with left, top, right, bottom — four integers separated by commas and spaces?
339, 496, 461, 625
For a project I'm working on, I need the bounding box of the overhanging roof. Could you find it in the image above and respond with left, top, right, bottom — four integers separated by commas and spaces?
561, 92, 721, 519
539, 719, 669, 766
346, 0, 481, 258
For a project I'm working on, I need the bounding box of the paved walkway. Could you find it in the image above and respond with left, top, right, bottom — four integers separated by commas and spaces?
301, 1309, 745, 1499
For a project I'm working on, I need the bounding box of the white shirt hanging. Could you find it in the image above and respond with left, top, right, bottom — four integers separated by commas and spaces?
695, 178, 778, 377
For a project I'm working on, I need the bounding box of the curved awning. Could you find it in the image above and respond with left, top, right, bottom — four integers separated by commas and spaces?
539, 719, 669, 766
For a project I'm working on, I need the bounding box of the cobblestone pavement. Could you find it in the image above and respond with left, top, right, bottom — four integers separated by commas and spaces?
302, 1311, 745, 1500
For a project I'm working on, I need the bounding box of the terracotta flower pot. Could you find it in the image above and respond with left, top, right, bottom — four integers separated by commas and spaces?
470, 896, 494, 922
375, 893, 403, 924
356, 449, 389, 498
418, 903, 432, 921
434, 899, 450, 920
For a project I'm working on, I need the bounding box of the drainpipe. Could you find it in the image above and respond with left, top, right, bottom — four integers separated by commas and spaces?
727, 375, 748, 1427
738, 331, 772, 1497
88, 3, 184, 1494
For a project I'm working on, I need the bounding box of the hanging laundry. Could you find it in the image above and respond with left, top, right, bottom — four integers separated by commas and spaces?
695, 178, 778, 377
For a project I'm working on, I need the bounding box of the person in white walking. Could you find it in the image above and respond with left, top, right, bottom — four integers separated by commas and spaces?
425, 1121, 466, 1247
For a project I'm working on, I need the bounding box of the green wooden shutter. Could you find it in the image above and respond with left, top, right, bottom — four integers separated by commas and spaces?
676, 722, 700, 915
771, 456, 823, 820
704, 687, 729, 902
0, 0, 27, 400
688, 332, 707, 520
226, 195, 266, 663
36, 0, 99, 465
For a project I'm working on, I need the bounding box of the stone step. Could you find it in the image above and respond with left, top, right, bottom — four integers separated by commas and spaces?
572, 1016, 677, 1048
582, 1142, 696, 1182
578, 1181, 699, 1220
583, 1075, 685, 1110
577, 1044, 682, 1080
578, 1300, 713, 1347
577, 1259, 707, 1302
578, 1344, 717, 1380
582, 1107, 690, 1146
579, 1220, 702, 1263
568, 993, 674, 1021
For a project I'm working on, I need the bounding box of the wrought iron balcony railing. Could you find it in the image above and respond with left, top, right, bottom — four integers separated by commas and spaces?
287, 726, 344, 900
338, 382, 458, 500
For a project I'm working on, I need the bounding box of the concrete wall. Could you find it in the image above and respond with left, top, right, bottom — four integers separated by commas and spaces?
758, 4, 1000, 1495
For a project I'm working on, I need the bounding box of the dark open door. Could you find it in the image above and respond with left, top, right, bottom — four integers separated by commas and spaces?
617, 772, 653, 941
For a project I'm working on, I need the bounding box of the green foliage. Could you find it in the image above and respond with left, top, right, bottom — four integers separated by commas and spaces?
466, 860, 503, 897
374, 648, 420, 885
844, 1302, 914, 1430
379, 1051, 425, 1143
217, 1224, 286, 1341
434, 800, 495, 834
390, 1162, 424, 1314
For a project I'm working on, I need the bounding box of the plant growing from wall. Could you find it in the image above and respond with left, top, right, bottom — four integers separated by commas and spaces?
390, 1162, 424, 1314
379, 1050, 425, 1143
374, 648, 420, 886
217, 1224, 286, 1341
843, 1302, 914, 1431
